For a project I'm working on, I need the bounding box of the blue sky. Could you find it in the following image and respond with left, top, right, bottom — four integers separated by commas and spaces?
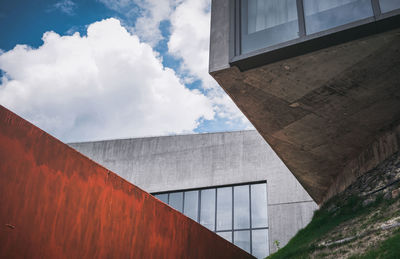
0, 0, 113, 50
0, 0, 251, 142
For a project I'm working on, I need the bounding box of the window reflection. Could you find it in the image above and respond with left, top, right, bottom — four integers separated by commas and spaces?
169, 192, 183, 212
184, 191, 199, 221
247, 0, 298, 34
154, 193, 168, 204
252, 229, 269, 259
251, 184, 268, 228
304, 0, 373, 35
217, 187, 232, 231
200, 189, 216, 231
379, 0, 400, 13
241, 0, 299, 54
217, 231, 233, 242
234, 230, 251, 253
234, 185, 250, 229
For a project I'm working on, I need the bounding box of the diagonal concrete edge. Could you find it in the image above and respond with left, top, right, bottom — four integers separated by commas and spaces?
211, 28, 400, 204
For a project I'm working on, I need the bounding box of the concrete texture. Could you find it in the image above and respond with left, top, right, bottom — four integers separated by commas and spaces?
69, 130, 318, 253
0, 105, 254, 259
210, 21, 400, 204
268, 201, 316, 253
209, 0, 230, 73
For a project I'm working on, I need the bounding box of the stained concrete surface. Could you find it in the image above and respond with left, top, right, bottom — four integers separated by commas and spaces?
70, 130, 318, 253
210, 27, 400, 204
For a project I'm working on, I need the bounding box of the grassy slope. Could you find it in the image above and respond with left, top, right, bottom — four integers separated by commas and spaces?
349, 229, 400, 259
267, 194, 399, 259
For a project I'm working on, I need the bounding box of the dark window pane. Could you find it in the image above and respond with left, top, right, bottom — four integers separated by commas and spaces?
217, 187, 232, 231
241, 0, 299, 54
251, 183, 268, 228
154, 193, 168, 204
169, 192, 183, 212
200, 189, 215, 231
184, 191, 199, 222
252, 229, 269, 258
379, 0, 400, 13
217, 231, 233, 243
234, 230, 251, 253
234, 185, 250, 229
304, 0, 373, 35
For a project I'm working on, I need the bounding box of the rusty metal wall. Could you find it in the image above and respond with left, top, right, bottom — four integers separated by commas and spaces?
0, 105, 254, 259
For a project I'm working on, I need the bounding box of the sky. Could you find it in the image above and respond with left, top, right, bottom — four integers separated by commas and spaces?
0, 0, 252, 142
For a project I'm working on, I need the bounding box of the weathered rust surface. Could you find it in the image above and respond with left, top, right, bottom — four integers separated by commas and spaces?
0, 105, 254, 259
211, 28, 400, 204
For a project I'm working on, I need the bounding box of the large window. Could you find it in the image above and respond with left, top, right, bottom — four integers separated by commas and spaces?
379, 0, 400, 13
241, 0, 299, 54
153, 182, 269, 258
303, 0, 373, 35
237, 0, 400, 56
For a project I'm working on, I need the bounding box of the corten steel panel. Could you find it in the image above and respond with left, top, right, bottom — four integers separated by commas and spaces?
0, 105, 254, 259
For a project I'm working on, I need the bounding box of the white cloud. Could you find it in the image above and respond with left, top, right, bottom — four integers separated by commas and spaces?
97, 0, 134, 11
99, 0, 213, 87
133, 0, 177, 46
168, 0, 252, 127
99, 0, 178, 46
0, 18, 214, 142
53, 0, 77, 15
168, 0, 213, 88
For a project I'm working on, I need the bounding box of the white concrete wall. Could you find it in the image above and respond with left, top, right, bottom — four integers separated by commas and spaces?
69, 130, 318, 254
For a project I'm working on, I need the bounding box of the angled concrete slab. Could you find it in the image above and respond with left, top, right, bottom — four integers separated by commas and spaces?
210, 28, 400, 204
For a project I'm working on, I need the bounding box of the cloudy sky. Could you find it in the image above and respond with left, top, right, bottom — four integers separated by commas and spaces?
0, 0, 252, 142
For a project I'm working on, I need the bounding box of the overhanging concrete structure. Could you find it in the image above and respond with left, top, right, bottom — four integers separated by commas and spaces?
209, 0, 400, 204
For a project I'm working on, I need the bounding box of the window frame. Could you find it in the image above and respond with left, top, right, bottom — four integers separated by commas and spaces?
152, 180, 269, 257
230, 0, 400, 71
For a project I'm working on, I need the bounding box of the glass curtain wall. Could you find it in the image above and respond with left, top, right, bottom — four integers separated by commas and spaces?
241, 0, 299, 54
379, 0, 400, 13
154, 182, 269, 258
303, 0, 373, 34
240, 0, 387, 55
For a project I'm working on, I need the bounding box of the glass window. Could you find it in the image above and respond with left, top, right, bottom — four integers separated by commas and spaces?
234, 230, 251, 253
379, 0, 400, 13
241, 0, 299, 54
152, 182, 269, 257
304, 0, 374, 35
184, 190, 199, 221
252, 229, 269, 258
234, 185, 250, 229
217, 231, 233, 242
169, 192, 183, 212
200, 189, 216, 231
154, 193, 168, 204
217, 187, 232, 231
251, 183, 268, 228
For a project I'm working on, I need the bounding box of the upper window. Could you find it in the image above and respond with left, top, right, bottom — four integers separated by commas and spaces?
303, 0, 373, 35
236, 0, 400, 58
241, 0, 299, 54
379, 0, 400, 13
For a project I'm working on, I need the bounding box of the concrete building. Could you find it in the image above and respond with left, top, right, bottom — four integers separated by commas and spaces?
69, 130, 318, 257
209, 0, 400, 204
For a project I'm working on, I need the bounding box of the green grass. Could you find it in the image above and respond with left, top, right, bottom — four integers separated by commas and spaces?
267, 194, 387, 259
349, 229, 400, 259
